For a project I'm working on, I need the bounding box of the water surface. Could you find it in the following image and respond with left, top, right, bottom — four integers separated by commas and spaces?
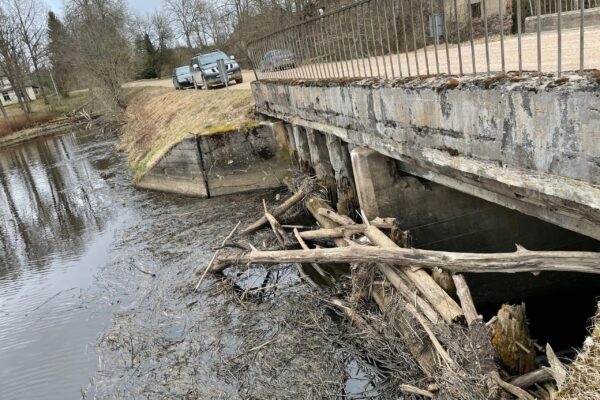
0, 130, 130, 399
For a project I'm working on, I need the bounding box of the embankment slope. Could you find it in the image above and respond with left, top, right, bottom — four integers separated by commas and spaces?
120, 87, 258, 180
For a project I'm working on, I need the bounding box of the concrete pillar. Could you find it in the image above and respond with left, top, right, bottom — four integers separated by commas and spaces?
350, 147, 399, 220
326, 133, 357, 216
292, 124, 311, 172
306, 128, 337, 204
284, 123, 298, 168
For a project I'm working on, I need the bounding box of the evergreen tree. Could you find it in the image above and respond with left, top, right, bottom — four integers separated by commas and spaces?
47, 11, 71, 97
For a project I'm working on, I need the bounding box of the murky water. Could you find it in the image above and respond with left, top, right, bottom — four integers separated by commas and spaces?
0, 129, 382, 399
0, 131, 131, 399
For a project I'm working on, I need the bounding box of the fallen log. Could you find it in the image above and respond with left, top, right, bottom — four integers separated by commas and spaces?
364, 225, 464, 324
298, 221, 396, 241
317, 207, 355, 226
510, 368, 552, 389
215, 246, 600, 275
372, 284, 437, 377
452, 274, 480, 326
490, 371, 536, 400
241, 189, 307, 235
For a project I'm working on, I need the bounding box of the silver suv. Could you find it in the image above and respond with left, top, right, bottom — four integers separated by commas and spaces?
190, 50, 243, 89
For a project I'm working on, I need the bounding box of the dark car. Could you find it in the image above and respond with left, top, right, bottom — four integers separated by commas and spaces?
172, 66, 194, 89
190, 50, 243, 89
259, 49, 296, 72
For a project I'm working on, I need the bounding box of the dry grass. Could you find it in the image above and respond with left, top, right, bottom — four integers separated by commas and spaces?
558, 302, 600, 399
118, 86, 258, 180
0, 112, 55, 138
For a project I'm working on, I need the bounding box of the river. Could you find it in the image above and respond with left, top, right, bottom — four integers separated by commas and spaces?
0, 129, 379, 399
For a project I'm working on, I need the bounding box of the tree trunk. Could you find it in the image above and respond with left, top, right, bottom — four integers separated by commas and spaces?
216, 245, 600, 275
489, 304, 536, 376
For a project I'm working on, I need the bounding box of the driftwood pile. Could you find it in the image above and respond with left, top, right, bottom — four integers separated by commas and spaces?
200, 178, 600, 399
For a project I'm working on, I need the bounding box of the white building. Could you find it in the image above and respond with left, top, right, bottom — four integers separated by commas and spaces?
0, 76, 38, 107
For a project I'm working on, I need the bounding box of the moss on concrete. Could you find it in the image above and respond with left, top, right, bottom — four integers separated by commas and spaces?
119, 86, 257, 180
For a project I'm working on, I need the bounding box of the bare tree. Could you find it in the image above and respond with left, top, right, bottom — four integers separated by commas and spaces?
165, 0, 203, 49
0, 6, 33, 115
65, 0, 132, 115
4, 0, 50, 105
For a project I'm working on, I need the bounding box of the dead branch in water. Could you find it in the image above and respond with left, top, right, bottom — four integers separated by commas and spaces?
215, 245, 600, 275
240, 187, 308, 235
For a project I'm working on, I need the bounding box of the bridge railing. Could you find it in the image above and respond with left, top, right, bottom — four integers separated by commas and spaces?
247, 0, 598, 81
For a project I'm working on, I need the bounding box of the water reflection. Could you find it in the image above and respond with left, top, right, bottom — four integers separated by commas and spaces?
0, 133, 112, 275
0, 131, 126, 399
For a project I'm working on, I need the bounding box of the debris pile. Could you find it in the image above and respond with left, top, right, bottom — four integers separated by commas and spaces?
201, 175, 600, 399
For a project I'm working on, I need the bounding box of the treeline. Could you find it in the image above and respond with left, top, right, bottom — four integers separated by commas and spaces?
0, 0, 346, 117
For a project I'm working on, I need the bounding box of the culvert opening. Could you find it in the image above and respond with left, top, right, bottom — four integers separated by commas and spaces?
392, 168, 600, 355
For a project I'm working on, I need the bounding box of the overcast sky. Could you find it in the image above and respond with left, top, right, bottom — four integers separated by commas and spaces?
46, 0, 164, 16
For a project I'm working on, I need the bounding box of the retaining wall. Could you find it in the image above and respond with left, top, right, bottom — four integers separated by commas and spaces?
136, 121, 289, 197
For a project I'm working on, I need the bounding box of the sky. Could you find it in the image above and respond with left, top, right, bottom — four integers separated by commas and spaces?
46, 0, 164, 16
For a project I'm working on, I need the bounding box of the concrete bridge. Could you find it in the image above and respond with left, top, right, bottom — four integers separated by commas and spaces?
248, 1, 600, 247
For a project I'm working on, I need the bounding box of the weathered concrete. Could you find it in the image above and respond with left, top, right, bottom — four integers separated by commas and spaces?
525, 7, 600, 33
137, 122, 289, 197
306, 129, 337, 203
292, 124, 312, 172
199, 122, 289, 197
136, 134, 208, 197
350, 148, 399, 221
252, 77, 600, 240
326, 133, 357, 215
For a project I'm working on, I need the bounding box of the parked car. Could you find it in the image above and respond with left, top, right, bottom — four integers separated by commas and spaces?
172, 66, 194, 89
259, 49, 296, 72
190, 50, 243, 89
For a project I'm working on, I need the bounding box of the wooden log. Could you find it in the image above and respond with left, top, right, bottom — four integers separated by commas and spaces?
404, 301, 460, 370
490, 371, 536, 400
241, 189, 306, 235
399, 385, 434, 398
372, 283, 437, 377
298, 221, 395, 241
452, 274, 480, 326
510, 368, 552, 389
391, 272, 441, 324
490, 304, 536, 376
263, 200, 287, 247
432, 268, 457, 298
215, 245, 600, 275
305, 197, 348, 248
545, 343, 567, 387
317, 207, 354, 226
364, 225, 464, 324
325, 133, 357, 216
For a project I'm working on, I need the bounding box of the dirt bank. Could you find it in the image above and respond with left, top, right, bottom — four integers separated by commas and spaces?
119, 86, 258, 180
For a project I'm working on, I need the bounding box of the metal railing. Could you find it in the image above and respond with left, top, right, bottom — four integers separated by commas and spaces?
247, 0, 599, 81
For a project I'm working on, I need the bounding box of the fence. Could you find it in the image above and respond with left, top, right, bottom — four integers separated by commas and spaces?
247, 0, 599, 81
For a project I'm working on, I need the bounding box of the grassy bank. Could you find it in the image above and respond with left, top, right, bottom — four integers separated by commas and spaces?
119, 87, 258, 180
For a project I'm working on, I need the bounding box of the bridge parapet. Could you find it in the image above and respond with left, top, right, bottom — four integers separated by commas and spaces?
252, 74, 600, 240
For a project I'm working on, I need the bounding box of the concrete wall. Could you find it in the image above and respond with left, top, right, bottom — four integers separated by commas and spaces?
525, 7, 600, 33
199, 122, 290, 197
136, 122, 290, 197
252, 77, 600, 239
135, 134, 208, 197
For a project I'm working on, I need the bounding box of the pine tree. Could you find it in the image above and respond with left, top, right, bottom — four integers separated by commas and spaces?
47, 11, 72, 97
